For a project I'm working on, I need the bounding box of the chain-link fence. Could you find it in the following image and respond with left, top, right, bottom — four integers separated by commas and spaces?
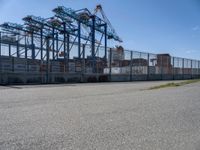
0, 41, 200, 84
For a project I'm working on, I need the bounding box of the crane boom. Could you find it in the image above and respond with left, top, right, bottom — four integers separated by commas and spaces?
94, 5, 122, 42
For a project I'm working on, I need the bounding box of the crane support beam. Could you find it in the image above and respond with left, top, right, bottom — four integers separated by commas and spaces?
31, 33, 35, 59
104, 23, 107, 59
52, 27, 55, 60
40, 29, 43, 61
78, 21, 81, 58
91, 15, 96, 73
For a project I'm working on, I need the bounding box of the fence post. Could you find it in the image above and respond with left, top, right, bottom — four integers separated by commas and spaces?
198, 61, 200, 77
197, 61, 198, 77
182, 58, 184, 80
9, 44, 11, 57
191, 60, 193, 79
172, 57, 175, 80
130, 51, 133, 81
12, 57, 14, 72
0, 32, 1, 56
147, 53, 150, 80
161, 55, 163, 80
31, 33, 35, 60
194, 61, 196, 77
109, 48, 112, 81
46, 38, 50, 83
196, 61, 198, 76
82, 44, 85, 74
23, 35, 28, 84
0, 32, 1, 74
17, 40, 19, 58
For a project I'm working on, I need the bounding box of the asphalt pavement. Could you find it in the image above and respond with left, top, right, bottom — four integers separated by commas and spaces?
0, 81, 200, 150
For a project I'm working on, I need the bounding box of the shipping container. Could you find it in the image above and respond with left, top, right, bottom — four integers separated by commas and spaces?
132, 66, 147, 75
28, 59, 41, 72
149, 66, 156, 74
75, 66, 82, 72
51, 65, 61, 72
13, 58, 26, 72
0, 56, 13, 72
85, 67, 93, 74
68, 62, 75, 73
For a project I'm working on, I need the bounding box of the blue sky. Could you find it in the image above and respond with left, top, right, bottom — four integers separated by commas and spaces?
0, 0, 200, 59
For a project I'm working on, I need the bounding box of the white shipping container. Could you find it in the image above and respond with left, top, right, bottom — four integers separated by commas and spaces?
104, 68, 122, 74
143, 66, 148, 74
111, 67, 122, 74
103, 68, 110, 74
148, 66, 156, 74
103, 66, 148, 75
155, 66, 161, 74
121, 67, 130, 74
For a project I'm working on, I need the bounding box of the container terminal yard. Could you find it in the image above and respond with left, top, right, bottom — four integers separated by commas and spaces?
1, 2, 200, 150
0, 5, 199, 84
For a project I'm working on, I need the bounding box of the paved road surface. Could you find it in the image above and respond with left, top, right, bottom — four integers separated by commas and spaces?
0, 81, 200, 150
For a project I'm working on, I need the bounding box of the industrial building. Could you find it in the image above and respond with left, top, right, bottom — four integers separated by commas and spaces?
0, 5, 200, 84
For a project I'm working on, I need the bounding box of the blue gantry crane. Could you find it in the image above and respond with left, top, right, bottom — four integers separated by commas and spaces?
0, 4, 122, 74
